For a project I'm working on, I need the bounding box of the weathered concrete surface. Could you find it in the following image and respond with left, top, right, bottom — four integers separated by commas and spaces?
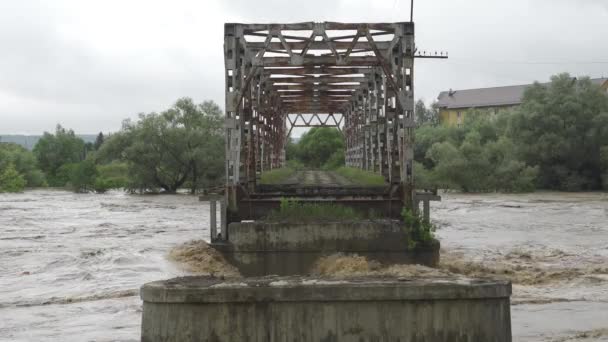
213, 220, 439, 276
141, 276, 512, 342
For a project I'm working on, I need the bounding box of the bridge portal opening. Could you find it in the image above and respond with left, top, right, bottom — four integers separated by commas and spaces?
223, 22, 421, 224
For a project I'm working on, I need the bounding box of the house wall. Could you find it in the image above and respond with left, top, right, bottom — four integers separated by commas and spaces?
439, 105, 517, 126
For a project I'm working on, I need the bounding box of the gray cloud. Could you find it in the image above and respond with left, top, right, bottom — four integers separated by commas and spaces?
0, 0, 606, 134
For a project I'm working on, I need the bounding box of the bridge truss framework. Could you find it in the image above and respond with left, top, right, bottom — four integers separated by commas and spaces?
223, 21, 422, 223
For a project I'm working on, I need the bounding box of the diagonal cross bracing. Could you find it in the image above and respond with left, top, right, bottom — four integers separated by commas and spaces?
224, 21, 416, 212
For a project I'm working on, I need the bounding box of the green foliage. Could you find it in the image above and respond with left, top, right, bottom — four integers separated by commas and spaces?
285, 159, 305, 171
98, 98, 224, 193
259, 167, 295, 184
289, 127, 344, 169
265, 198, 363, 222
33, 125, 85, 186
402, 208, 436, 250
335, 167, 386, 186
508, 74, 608, 191
415, 109, 537, 192
323, 150, 346, 170
0, 163, 27, 193
94, 132, 105, 150
415, 100, 440, 126
0, 143, 46, 187
414, 162, 434, 190
414, 73, 608, 192
96, 162, 129, 190
66, 159, 98, 193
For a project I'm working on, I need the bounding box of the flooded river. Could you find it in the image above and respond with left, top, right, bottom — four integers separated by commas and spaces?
0, 190, 607, 341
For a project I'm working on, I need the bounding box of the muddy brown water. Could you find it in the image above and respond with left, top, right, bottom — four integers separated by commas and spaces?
0, 190, 607, 341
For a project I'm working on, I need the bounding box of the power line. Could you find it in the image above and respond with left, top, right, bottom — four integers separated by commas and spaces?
446, 58, 608, 65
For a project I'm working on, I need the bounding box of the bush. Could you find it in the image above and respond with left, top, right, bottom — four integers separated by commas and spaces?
0, 143, 46, 187
265, 198, 363, 222
93, 177, 113, 193
0, 164, 27, 193
322, 150, 345, 170
402, 208, 436, 250
418, 113, 538, 193
259, 167, 295, 184
67, 159, 98, 193
97, 162, 129, 190
335, 167, 386, 186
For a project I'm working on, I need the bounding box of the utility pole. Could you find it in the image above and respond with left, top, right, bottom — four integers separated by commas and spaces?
411, 0, 414, 22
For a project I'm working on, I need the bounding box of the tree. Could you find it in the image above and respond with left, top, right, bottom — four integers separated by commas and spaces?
509, 74, 608, 190
0, 164, 26, 193
66, 159, 98, 193
33, 125, 86, 186
99, 98, 224, 193
416, 109, 537, 192
415, 99, 440, 126
0, 143, 46, 187
94, 132, 105, 150
295, 127, 344, 169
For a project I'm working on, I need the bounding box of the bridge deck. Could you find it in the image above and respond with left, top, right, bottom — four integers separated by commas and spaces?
275, 170, 359, 187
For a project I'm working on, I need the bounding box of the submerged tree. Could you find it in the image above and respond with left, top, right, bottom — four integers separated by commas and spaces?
99, 98, 224, 193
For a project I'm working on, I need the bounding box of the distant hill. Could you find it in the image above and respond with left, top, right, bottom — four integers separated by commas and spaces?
0, 134, 98, 150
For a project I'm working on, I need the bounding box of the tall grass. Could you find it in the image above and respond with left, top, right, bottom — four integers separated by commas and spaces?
265, 198, 363, 222
335, 167, 386, 186
259, 167, 295, 184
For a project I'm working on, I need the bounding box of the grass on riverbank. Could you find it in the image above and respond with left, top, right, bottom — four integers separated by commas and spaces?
335, 167, 386, 186
259, 167, 295, 184
265, 198, 363, 222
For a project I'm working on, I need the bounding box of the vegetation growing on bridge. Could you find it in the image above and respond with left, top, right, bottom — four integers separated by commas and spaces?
259, 167, 295, 184
335, 167, 386, 186
265, 198, 363, 222
402, 208, 437, 250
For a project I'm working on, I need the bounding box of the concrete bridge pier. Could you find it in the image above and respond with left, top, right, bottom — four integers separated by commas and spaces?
141, 276, 512, 342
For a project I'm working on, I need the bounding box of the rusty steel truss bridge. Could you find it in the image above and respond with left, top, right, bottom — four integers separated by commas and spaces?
222, 21, 444, 225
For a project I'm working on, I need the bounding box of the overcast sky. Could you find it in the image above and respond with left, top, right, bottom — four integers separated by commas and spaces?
1, 0, 607, 134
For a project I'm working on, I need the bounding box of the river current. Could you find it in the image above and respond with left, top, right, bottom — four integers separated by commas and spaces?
0, 190, 607, 341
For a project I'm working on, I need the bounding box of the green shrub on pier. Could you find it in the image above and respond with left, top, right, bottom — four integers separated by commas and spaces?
402, 208, 436, 250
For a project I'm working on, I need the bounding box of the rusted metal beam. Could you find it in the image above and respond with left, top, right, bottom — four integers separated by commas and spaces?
261, 56, 381, 67
263, 67, 373, 76
268, 76, 367, 84
248, 41, 392, 51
